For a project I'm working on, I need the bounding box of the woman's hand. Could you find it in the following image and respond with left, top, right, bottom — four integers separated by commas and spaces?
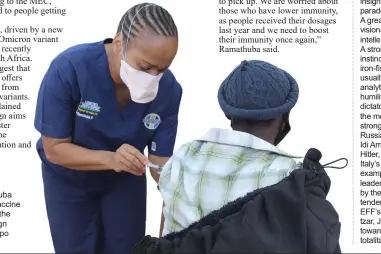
107, 144, 148, 175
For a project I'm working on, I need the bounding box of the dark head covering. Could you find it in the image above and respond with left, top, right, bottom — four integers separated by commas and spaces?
218, 60, 299, 120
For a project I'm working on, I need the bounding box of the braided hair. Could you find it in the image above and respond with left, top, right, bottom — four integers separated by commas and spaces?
117, 2, 178, 44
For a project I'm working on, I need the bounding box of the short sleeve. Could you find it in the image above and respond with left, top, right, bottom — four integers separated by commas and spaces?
148, 79, 183, 157
34, 58, 78, 139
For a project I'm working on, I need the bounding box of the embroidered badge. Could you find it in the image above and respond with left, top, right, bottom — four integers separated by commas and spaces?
143, 113, 161, 130
76, 100, 101, 120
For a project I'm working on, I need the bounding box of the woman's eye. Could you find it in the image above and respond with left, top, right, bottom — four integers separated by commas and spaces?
140, 66, 151, 71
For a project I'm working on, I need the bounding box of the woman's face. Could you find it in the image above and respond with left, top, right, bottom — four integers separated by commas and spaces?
115, 29, 178, 75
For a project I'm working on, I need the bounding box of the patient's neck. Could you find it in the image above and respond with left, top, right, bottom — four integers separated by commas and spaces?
232, 126, 275, 145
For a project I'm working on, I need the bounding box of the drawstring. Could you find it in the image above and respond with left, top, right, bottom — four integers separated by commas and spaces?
303, 148, 348, 171
322, 158, 348, 169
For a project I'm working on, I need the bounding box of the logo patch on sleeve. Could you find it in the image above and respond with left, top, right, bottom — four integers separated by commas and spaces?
143, 113, 161, 130
151, 141, 157, 152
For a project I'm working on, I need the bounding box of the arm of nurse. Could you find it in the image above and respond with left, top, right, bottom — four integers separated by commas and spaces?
42, 136, 146, 174
42, 136, 115, 171
146, 78, 182, 180
147, 79, 182, 236
35, 59, 145, 174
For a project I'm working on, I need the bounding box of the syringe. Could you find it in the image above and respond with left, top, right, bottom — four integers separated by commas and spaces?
147, 162, 163, 174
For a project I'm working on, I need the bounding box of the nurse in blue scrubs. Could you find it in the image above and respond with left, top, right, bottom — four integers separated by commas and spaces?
34, 3, 181, 254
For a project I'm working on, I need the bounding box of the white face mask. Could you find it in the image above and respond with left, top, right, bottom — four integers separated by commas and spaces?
119, 3, 164, 104
120, 60, 163, 103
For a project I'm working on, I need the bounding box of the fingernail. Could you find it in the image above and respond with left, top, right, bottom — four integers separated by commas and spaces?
142, 167, 146, 172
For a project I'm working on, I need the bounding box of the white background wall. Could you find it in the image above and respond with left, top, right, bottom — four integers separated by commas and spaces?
0, 0, 363, 252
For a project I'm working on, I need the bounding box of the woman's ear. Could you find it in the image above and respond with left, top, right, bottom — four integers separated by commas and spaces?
230, 117, 236, 129
113, 33, 123, 53
114, 32, 122, 44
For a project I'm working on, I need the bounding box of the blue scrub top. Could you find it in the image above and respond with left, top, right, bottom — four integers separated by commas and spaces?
34, 39, 182, 187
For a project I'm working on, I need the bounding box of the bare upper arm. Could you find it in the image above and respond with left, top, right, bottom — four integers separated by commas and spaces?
148, 154, 170, 183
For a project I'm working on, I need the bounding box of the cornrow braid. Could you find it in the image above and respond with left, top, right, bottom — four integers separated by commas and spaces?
117, 2, 178, 43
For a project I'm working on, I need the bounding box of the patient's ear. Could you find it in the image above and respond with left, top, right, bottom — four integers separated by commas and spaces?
283, 112, 290, 122
230, 118, 235, 129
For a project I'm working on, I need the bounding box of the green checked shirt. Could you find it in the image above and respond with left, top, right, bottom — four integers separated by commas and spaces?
159, 128, 302, 235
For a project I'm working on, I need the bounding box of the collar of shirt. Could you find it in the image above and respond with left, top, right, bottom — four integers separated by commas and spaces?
196, 128, 302, 159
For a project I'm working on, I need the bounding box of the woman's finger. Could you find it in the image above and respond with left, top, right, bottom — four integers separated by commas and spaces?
122, 144, 148, 165
119, 147, 145, 170
116, 152, 144, 175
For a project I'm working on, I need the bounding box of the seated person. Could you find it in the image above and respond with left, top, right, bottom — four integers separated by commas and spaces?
159, 60, 302, 235
133, 148, 342, 253
133, 60, 343, 254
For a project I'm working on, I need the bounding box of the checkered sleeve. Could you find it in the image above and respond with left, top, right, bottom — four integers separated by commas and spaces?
258, 156, 301, 188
